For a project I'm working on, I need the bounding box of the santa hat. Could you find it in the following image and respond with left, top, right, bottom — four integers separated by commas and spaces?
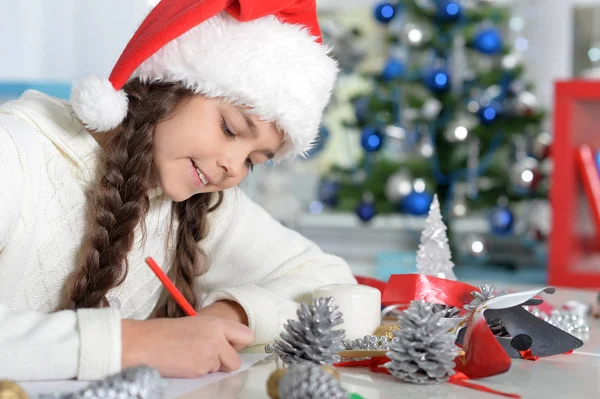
70, 0, 338, 159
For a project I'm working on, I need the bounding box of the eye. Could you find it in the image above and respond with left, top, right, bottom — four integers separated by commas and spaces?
221, 118, 235, 139
245, 158, 254, 171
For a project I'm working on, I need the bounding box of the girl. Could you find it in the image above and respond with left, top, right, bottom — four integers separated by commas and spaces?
0, 0, 356, 380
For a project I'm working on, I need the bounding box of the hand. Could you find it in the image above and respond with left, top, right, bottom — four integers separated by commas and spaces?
196, 300, 249, 326
121, 316, 254, 378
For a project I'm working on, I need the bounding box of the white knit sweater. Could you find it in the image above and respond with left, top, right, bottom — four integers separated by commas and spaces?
0, 91, 356, 381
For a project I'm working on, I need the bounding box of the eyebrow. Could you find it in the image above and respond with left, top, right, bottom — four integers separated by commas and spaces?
235, 107, 275, 160
235, 107, 257, 136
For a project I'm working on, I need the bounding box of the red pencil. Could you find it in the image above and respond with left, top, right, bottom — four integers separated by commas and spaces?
145, 256, 197, 316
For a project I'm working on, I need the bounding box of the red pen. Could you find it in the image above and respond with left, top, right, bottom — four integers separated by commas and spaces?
145, 256, 197, 316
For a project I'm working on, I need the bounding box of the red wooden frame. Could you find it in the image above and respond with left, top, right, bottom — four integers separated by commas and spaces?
549, 80, 600, 288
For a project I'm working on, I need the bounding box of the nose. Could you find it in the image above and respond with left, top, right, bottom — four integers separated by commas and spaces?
217, 152, 245, 178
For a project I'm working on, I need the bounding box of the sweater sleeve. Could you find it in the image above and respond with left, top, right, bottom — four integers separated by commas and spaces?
0, 304, 122, 380
201, 188, 357, 345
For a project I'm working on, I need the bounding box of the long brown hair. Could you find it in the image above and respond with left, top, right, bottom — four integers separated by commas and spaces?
63, 79, 223, 318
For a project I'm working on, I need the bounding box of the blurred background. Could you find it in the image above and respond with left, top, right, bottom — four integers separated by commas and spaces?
3, 0, 600, 287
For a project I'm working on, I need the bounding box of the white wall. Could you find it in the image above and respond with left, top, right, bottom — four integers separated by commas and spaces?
0, 0, 151, 81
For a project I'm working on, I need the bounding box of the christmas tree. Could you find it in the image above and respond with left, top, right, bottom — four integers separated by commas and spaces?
317, 1, 550, 241
416, 194, 456, 280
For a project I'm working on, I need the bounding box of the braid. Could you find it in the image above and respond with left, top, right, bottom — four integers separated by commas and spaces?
63, 79, 219, 312
152, 192, 223, 318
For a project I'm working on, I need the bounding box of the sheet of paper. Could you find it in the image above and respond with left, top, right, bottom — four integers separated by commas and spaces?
163, 353, 268, 398
20, 353, 269, 398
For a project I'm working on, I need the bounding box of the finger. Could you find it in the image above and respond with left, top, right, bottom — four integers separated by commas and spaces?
210, 359, 222, 374
221, 320, 255, 349
218, 341, 242, 372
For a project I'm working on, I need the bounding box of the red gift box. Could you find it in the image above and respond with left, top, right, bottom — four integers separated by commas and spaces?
549, 80, 600, 288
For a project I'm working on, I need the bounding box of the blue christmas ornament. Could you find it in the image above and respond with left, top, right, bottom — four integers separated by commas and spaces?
360, 127, 384, 152
489, 206, 514, 234
436, 1, 461, 22
354, 96, 369, 124
424, 68, 451, 92
305, 125, 330, 158
473, 28, 503, 55
382, 58, 405, 81
318, 179, 339, 207
373, 2, 396, 23
356, 201, 376, 222
478, 101, 501, 125
401, 191, 433, 215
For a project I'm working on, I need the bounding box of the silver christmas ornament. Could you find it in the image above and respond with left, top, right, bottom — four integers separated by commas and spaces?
39, 367, 163, 399
510, 156, 539, 191
532, 131, 553, 159
384, 125, 407, 140
400, 22, 432, 48
421, 98, 443, 120
412, 178, 428, 194
417, 134, 435, 158
385, 300, 459, 384
501, 53, 522, 72
462, 234, 487, 259
451, 195, 469, 218
272, 297, 345, 366
514, 91, 539, 116
278, 364, 348, 399
385, 170, 413, 203
444, 113, 478, 143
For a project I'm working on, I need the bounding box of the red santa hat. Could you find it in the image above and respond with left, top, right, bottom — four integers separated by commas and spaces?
70, 0, 338, 160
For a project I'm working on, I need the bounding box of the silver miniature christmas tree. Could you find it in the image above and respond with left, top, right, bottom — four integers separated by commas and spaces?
273, 296, 345, 366
464, 284, 497, 311
278, 364, 348, 399
385, 300, 459, 384
415, 194, 457, 280
38, 366, 163, 399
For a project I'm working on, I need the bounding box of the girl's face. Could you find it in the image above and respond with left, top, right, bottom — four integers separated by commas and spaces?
153, 96, 283, 202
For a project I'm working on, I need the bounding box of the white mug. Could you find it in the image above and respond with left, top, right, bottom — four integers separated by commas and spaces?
313, 284, 381, 340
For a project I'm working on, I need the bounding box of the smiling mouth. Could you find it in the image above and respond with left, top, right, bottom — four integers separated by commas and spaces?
191, 159, 208, 185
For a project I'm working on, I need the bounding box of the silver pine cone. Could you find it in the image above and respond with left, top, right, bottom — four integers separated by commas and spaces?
464, 284, 497, 311
38, 366, 163, 399
273, 297, 345, 366
432, 303, 460, 318
385, 300, 459, 384
278, 364, 348, 399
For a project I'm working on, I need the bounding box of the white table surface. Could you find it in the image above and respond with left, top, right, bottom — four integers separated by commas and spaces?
178, 284, 600, 399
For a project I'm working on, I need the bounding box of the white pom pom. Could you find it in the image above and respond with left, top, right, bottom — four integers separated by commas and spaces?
70, 76, 128, 132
